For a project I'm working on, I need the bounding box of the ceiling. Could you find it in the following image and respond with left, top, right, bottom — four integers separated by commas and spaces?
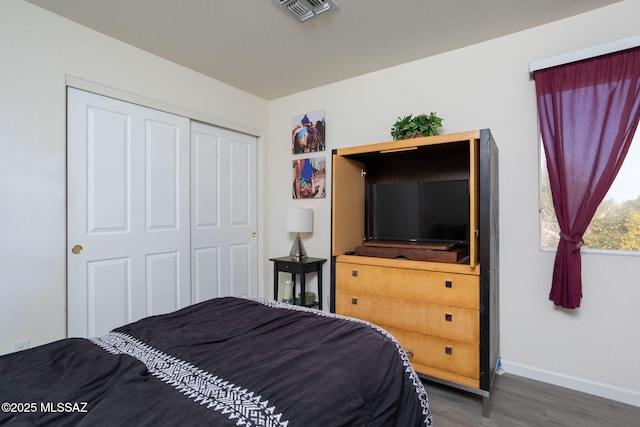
25, 0, 621, 100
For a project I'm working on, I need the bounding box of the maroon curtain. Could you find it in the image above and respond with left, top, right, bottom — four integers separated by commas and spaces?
534, 47, 640, 309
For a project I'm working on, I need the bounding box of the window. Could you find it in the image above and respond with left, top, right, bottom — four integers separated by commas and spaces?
534, 44, 639, 308
540, 129, 640, 252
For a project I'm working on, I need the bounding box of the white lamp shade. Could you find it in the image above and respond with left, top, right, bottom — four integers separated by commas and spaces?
286, 208, 313, 233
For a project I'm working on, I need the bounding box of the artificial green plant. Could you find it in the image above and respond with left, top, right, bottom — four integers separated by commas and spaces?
390, 112, 443, 140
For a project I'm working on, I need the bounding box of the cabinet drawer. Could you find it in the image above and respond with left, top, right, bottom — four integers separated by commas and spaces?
386, 326, 479, 380
336, 290, 479, 343
336, 262, 479, 309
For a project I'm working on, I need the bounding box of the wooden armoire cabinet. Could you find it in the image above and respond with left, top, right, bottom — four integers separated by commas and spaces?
330, 129, 499, 416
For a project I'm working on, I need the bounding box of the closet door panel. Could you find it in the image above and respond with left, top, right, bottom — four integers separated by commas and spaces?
68, 88, 190, 338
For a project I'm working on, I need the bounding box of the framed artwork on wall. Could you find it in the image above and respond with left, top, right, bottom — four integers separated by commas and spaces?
292, 110, 325, 154
293, 157, 326, 199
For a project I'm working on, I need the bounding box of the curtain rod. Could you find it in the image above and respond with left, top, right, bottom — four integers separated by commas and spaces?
529, 35, 640, 78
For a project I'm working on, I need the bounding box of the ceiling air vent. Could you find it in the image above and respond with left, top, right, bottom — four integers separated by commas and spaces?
273, 0, 338, 22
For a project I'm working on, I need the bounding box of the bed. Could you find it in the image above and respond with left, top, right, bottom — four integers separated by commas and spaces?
0, 297, 432, 426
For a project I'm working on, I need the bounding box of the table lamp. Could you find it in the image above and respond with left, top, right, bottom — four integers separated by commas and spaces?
286, 208, 313, 258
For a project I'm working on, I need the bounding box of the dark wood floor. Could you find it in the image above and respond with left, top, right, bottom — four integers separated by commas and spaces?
424, 373, 640, 426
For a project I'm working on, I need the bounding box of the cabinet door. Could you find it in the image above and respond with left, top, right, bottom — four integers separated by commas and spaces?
469, 138, 480, 267
331, 155, 365, 256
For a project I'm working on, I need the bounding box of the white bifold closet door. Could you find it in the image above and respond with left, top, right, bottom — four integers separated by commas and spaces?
190, 121, 257, 303
67, 88, 257, 338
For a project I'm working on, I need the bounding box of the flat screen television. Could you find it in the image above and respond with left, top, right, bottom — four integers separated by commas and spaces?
365, 179, 470, 245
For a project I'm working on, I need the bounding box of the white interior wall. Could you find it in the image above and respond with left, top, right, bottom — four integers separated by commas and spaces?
267, 0, 640, 405
0, 0, 268, 354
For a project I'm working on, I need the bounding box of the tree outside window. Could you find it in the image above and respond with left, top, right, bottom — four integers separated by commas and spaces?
540, 131, 640, 252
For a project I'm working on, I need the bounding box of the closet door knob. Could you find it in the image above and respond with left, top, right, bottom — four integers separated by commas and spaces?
71, 245, 83, 255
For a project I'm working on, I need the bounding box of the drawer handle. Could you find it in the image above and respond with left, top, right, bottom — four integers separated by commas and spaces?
351, 298, 358, 305
352, 270, 358, 277
445, 280, 452, 288
445, 346, 453, 355
445, 313, 453, 322
405, 348, 414, 360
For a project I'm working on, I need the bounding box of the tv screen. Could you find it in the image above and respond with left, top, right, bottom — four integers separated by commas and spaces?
366, 179, 469, 245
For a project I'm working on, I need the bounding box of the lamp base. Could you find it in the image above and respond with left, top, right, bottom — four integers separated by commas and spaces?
289, 233, 307, 258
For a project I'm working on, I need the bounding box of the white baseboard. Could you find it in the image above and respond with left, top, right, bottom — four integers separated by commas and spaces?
500, 359, 640, 408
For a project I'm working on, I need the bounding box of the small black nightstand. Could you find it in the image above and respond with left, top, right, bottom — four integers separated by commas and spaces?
270, 256, 327, 309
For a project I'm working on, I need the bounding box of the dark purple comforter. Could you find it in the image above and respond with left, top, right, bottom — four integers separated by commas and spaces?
0, 297, 431, 426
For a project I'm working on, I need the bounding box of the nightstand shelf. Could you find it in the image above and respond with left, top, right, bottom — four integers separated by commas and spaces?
270, 256, 327, 309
